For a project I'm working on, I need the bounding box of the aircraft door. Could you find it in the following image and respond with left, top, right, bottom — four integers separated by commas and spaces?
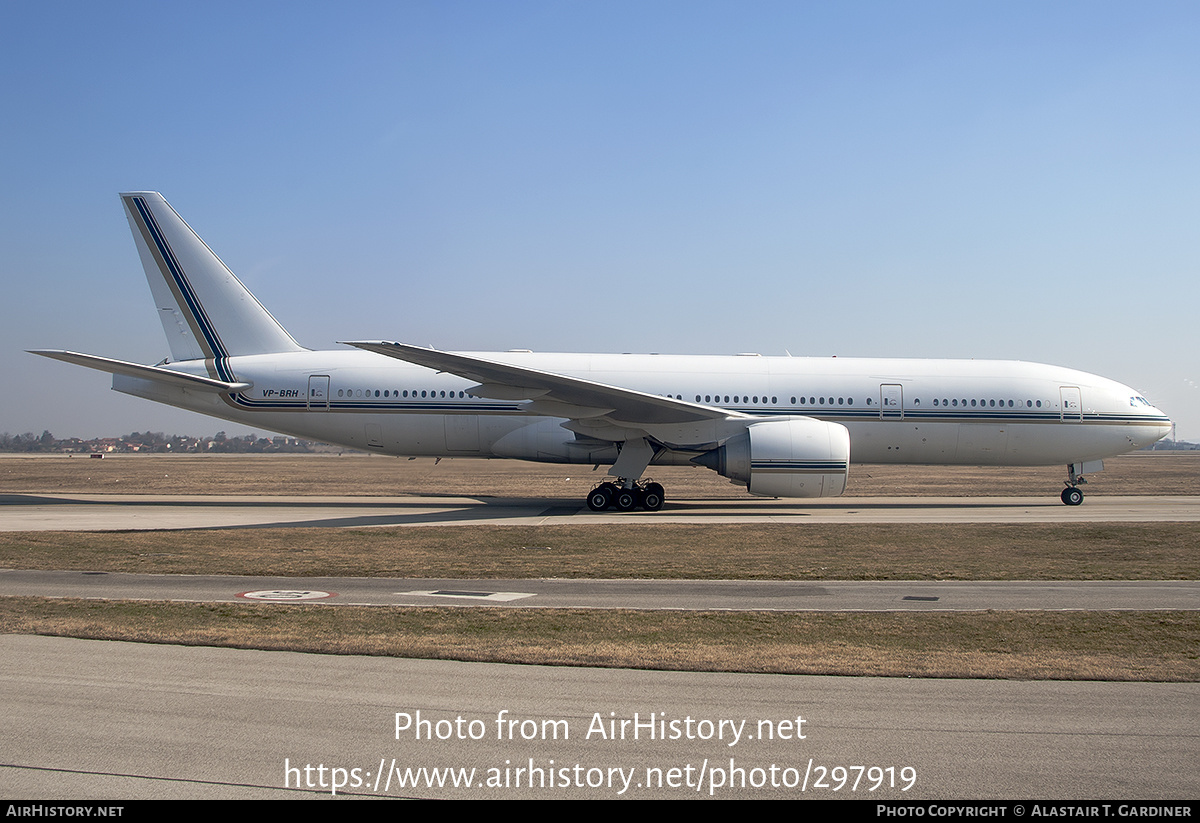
880, 384, 903, 419
1060, 386, 1082, 422
446, 415, 480, 452
365, 423, 383, 448
308, 375, 330, 410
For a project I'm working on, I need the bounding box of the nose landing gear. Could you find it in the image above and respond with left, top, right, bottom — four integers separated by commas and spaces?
1061, 461, 1098, 506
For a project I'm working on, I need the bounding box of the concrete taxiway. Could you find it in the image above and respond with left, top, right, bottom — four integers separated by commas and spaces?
3, 492, 1200, 529
2, 635, 1196, 800
5, 483, 1196, 800
3, 569, 1197, 611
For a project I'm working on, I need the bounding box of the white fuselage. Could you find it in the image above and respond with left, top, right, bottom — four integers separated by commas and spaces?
113, 349, 1172, 468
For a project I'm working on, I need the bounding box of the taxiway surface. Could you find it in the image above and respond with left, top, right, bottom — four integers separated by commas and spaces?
5, 487, 1196, 800
3, 492, 1199, 529
3, 570, 1196, 612
3, 635, 1196, 800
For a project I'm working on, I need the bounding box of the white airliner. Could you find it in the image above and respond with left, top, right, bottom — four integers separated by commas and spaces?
32, 192, 1172, 511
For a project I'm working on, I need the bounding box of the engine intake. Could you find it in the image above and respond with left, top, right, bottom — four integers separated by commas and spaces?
693, 418, 850, 498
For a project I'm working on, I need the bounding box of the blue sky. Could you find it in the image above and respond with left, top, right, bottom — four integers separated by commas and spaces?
3, 0, 1197, 439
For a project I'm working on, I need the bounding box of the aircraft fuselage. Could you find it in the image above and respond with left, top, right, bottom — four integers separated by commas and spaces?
114, 349, 1171, 468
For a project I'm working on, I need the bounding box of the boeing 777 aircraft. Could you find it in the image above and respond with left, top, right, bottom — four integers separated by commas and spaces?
32, 192, 1172, 511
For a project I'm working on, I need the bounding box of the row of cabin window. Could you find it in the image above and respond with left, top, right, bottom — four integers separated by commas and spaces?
932, 398, 1045, 408
332, 388, 1048, 410
692, 395, 852, 406
687, 395, 1048, 409
336, 389, 471, 399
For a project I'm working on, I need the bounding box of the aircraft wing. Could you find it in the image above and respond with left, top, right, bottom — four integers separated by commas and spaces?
343, 340, 749, 426
29, 350, 253, 393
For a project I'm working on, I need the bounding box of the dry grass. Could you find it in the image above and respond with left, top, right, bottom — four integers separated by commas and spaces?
0, 523, 1195, 580
3, 597, 1195, 681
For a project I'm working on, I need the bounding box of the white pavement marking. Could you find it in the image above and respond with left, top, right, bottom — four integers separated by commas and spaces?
400, 590, 537, 602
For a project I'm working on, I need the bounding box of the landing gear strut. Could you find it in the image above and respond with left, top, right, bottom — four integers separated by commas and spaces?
1061, 463, 1087, 506
585, 480, 665, 512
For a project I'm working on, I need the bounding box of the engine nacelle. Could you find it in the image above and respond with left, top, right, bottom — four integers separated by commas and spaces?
694, 418, 850, 498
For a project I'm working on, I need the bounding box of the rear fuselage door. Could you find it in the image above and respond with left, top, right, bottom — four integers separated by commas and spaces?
880, 383, 903, 419
308, 375, 330, 410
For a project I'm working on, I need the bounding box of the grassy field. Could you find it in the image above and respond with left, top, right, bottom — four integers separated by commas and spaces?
1, 452, 1196, 680
1, 523, 1195, 579
3, 597, 1194, 682
3, 449, 1198, 497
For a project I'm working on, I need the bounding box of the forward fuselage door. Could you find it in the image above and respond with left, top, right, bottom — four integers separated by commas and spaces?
1060, 386, 1082, 422
308, 375, 330, 410
880, 383, 903, 419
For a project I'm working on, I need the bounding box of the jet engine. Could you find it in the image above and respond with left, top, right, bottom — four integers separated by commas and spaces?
693, 418, 850, 498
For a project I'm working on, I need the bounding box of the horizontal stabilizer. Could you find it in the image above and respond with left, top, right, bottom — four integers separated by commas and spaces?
29, 350, 252, 393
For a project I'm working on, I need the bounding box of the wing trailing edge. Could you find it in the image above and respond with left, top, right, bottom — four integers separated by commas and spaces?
343, 340, 750, 427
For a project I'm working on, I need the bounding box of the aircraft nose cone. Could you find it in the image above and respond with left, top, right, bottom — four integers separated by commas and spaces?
1156, 414, 1173, 438
1143, 411, 1173, 447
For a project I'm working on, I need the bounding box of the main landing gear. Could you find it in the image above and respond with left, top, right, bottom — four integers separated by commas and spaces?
586, 438, 663, 512
1061, 463, 1088, 506
586, 480, 665, 512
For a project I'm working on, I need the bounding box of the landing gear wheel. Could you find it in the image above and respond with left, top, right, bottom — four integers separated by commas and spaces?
613, 488, 638, 512
586, 484, 613, 511
1061, 486, 1084, 506
639, 482, 665, 512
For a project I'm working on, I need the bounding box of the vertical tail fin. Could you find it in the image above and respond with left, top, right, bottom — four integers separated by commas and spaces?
121, 192, 305, 361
